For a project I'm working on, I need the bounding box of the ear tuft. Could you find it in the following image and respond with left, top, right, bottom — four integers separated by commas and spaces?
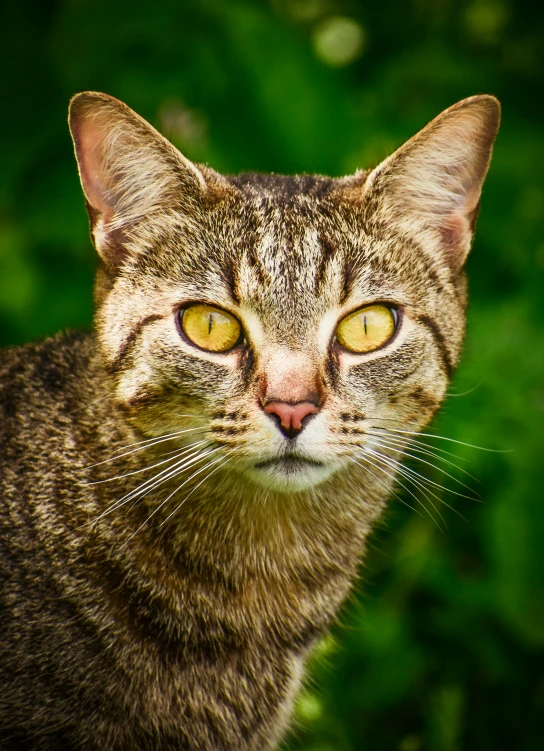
69, 92, 206, 267
361, 95, 500, 271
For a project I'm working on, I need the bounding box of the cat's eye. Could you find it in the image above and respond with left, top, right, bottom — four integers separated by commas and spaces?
180, 304, 242, 353
335, 304, 397, 353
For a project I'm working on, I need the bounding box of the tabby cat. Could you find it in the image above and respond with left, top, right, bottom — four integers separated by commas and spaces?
0, 92, 499, 750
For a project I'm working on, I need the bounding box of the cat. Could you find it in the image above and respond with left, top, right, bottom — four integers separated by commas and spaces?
0, 91, 499, 750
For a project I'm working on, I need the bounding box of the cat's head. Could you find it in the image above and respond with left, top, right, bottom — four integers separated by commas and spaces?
69, 92, 499, 493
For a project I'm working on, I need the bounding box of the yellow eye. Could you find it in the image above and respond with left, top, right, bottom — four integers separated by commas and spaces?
335, 304, 397, 353
181, 304, 242, 352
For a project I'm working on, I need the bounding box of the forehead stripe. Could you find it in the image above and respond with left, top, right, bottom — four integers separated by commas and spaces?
221, 261, 241, 304
315, 236, 337, 294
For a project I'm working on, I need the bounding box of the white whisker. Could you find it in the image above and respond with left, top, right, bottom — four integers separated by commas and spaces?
369, 422, 509, 452
69, 393, 114, 414
82, 440, 209, 485
121, 451, 234, 546
366, 436, 477, 493
366, 429, 475, 466
158, 453, 234, 529
85, 426, 207, 468
360, 447, 447, 529
91, 445, 217, 524
350, 456, 424, 519
446, 380, 485, 397
366, 431, 473, 474
363, 446, 466, 524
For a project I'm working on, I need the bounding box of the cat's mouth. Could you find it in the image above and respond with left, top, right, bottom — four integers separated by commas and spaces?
249, 454, 332, 491
254, 456, 324, 471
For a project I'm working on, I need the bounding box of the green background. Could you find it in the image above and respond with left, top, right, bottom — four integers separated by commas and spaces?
1, 1, 543, 749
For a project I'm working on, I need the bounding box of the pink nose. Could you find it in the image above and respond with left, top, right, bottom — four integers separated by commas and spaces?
264, 401, 319, 438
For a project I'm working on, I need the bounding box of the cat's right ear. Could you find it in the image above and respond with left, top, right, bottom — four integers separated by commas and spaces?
69, 92, 207, 268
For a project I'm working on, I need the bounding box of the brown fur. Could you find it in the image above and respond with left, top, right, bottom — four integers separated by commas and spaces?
0, 93, 499, 749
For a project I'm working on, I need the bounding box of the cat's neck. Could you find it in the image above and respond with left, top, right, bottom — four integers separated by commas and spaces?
73, 336, 389, 618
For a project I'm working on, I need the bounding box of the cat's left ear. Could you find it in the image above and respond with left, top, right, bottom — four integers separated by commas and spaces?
69, 91, 207, 268
356, 95, 500, 272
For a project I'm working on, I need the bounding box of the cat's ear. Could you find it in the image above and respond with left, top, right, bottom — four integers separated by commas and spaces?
358, 95, 500, 272
69, 91, 207, 268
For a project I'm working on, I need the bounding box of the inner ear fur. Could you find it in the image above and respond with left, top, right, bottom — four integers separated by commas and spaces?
69, 91, 207, 268
356, 95, 500, 272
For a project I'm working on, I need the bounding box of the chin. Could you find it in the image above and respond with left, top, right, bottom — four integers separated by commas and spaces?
246, 457, 336, 492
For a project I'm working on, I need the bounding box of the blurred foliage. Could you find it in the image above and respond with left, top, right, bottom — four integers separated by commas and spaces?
1, 0, 543, 748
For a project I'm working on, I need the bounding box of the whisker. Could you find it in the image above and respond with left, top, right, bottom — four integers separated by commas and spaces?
369, 421, 510, 452
366, 435, 478, 492
358, 451, 446, 530
350, 456, 424, 519
366, 431, 479, 482
69, 393, 114, 414
122, 445, 223, 513
391, 460, 468, 522
364, 444, 475, 504
367, 429, 472, 463
363, 446, 468, 525
85, 426, 207, 468
158, 453, 235, 529
89, 445, 217, 524
446, 379, 485, 397
104, 447, 218, 517
361, 448, 448, 530
82, 440, 209, 485
121, 451, 234, 547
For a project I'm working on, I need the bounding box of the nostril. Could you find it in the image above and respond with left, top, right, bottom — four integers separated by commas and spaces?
266, 411, 296, 440
263, 401, 319, 439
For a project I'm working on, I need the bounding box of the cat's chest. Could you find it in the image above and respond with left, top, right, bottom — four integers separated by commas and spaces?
83, 469, 359, 655
82, 567, 310, 750
93, 550, 339, 657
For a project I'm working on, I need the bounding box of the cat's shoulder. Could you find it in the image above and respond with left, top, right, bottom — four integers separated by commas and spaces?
0, 330, 95, 417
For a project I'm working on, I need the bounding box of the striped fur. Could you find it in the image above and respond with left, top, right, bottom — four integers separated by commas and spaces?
0, 92, 499, 749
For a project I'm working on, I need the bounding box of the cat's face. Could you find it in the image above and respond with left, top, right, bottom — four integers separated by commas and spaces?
70, 93, 499, 493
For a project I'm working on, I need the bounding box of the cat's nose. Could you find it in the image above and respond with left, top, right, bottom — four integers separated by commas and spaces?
263, 401, 319, 440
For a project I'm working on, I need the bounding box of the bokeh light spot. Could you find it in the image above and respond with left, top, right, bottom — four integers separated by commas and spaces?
312, 16, 366, 67
295, 692, 323, 722
159, 99, 208, 155
464, 0, 508, 44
